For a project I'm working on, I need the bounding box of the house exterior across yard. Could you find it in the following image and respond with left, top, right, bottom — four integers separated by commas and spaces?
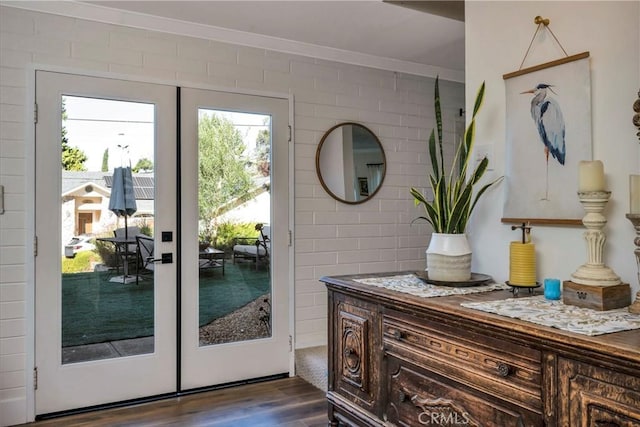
61, 171, 154, 245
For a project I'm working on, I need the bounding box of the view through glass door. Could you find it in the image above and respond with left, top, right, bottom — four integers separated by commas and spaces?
35, 71, 177, 415
180, 88, 291, 389
34, 72, 291, 415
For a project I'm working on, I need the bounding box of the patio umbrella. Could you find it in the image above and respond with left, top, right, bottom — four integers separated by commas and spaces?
109, 166, 137, 283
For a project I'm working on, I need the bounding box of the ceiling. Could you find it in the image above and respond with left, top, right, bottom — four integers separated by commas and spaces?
87, 1, 465, 78
5, 1, 465, 80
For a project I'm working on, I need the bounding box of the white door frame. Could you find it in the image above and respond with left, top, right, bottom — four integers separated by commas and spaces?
24, 64, 295, 421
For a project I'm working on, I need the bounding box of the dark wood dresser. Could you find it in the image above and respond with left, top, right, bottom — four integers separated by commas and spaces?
322, 273, 640, 427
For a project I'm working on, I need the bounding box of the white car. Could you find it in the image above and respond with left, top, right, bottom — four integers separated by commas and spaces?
64, 235, 96, 258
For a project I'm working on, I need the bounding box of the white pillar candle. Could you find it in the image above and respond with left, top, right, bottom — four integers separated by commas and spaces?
578, 160, 605, 192
631, 174, 640, 214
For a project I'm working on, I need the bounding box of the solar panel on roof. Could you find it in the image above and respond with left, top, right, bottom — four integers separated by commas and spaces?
103, 174, 154, 200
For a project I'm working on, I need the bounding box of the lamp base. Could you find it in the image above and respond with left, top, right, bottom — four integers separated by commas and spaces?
563, 280, 631, 311
571, 264, 622, 287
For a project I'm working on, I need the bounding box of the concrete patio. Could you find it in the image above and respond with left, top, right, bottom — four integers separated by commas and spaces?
62, 336, 154, 364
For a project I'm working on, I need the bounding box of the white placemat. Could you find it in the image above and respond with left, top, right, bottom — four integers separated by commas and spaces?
462, 295, 640, 336
353, 274, 510, 298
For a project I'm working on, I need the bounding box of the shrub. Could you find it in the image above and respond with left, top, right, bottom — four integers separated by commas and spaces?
135, 217, 153, 237
62, 250, 102, 273
94, 236, 117, 267
215, 222, 260, 253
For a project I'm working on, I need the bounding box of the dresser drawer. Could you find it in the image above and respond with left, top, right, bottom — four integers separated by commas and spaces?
385, 356, 543, 427
383, 310, 542, 411
558, 357, 640, 426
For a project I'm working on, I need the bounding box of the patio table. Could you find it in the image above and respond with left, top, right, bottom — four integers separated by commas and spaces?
199, 247, 225, 275
97, 236, 138, 283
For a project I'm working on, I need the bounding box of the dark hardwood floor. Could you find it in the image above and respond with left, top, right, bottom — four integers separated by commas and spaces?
28, 377, 328, 426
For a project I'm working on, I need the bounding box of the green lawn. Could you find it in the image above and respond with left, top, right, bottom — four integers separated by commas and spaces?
61, 262, 269, 347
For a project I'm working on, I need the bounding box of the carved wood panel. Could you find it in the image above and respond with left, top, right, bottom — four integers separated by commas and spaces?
339, 311, 368, 389
558, 357, 640, 426
333, 298, 380, 415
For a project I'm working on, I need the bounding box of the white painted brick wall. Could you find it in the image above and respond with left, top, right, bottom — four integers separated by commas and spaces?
0, 6, 463, 424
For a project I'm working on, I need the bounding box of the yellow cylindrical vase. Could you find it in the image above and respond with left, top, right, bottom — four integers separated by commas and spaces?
509, 241, 537, 286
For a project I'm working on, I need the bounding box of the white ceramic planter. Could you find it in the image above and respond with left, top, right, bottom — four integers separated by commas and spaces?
426, 233, 472, 282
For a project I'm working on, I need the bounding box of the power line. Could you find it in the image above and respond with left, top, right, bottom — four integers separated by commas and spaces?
65, 118, 266, 127
65, 118, 153, 124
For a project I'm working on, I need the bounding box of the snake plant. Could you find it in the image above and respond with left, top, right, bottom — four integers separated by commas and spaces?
410, 77, 502, 234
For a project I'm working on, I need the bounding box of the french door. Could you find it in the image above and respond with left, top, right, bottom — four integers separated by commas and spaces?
34, 71, 291, 415
179, 88, 290, 388
35, 71, 178, 414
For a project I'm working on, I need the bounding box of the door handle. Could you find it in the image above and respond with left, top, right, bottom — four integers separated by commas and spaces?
147, 253, 173, 264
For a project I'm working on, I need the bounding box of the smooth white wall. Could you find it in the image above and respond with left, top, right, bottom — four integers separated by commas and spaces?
0, 6, 463, 424
466, 2, 640, 295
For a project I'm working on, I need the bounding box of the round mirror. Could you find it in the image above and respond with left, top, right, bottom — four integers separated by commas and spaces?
316, 122, 386, 204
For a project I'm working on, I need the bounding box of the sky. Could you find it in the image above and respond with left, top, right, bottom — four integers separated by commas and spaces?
64, 96, 270, 172
64, 95, 155, 172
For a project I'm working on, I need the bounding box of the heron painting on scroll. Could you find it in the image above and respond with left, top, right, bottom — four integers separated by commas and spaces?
503, 52, 592, 225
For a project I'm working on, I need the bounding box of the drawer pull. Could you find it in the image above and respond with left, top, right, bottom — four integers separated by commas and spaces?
398, 390, 408, 402
595, 421, 620, 427
496, 362, 512, 377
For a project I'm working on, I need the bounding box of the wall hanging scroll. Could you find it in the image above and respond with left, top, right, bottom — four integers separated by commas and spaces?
502, 16, 591, 226
634, 90, 640, 143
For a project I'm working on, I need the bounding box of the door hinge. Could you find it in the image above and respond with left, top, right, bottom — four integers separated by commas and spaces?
289, 335, 292, 352
34, 103, 38, 124
33, 235, 38, 257
33, 367, 38, 390
288, 125, 292, 142
288, 230, 292, 247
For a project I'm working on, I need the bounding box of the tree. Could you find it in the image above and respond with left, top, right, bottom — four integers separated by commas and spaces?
198, 113, 252, 223
62, 141, 88, 171
255, 129, 270, 177
101, 148, 109, 172
133, 157, 153, 173
61, 98, 88, 171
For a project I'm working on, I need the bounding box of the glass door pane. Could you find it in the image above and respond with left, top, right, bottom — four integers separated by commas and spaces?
60, 96, 156, 364
197, 109, 272, 346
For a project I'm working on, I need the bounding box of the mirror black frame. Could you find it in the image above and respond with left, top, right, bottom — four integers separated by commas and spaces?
315, 122, 386, 204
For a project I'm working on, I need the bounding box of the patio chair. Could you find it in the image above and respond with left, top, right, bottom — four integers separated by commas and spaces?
135, 234, 155, 284
114, 226, 140, 251
232, 223, 270, 270
113, 226, 140, 273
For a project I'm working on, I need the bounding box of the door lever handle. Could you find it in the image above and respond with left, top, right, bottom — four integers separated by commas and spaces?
147, 253, 173, 264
